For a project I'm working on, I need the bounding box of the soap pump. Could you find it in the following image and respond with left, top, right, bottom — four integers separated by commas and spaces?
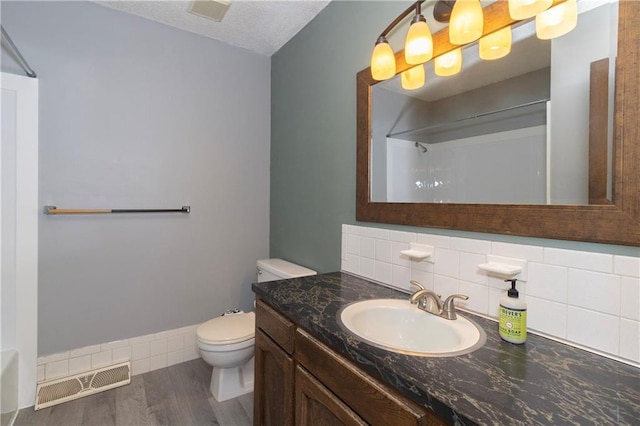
499, 279, 527, 344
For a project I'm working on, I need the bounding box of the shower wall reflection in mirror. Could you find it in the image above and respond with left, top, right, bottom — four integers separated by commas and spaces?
371, 1, 617, 205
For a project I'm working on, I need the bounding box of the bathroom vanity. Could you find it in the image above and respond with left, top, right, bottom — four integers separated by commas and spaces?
252, 272, 640, 425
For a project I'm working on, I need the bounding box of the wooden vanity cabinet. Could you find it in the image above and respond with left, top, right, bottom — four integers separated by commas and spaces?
254, 299, 448, 426
254, 301, 296, 426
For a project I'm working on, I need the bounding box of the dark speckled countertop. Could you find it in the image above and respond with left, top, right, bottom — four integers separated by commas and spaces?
252, 272, 640, 426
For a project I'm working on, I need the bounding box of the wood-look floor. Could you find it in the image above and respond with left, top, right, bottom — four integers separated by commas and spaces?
15, 359, 253, 426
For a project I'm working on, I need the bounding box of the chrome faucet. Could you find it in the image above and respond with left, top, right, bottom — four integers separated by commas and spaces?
409, 281, 468, 320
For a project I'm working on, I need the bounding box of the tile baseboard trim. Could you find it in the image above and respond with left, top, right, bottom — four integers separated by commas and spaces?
37, 323, 202, 382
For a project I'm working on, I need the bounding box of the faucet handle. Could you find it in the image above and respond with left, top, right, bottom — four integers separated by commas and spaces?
409, 280, 425, 291
442, 294, 469, 320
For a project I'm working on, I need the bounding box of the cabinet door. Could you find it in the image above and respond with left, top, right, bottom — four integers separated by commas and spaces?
295, 366, 367, 426
254, 329, 294, 426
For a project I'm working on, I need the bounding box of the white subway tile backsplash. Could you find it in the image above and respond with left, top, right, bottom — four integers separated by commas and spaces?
527, 263, 568, 303
458, 280, 489, 315
491, 242, 543, 262
451, 237, 490, 254
360, 257, 375, 280
459, 252, 488, 285
360, 237, 375, 259
364, 227, 389, 240
410, 270, 433, 291
567, 269, 620, 316
340, 224, 639, 365
544, 248, 612, 273
389, 230, 416, 243
374, 261, 392, 284
183, 331, 197, 350
619, 319, 640, 363
614, 255, 640, 278
375, 239, 392, 262
341, 235, 347, 261
154, 329, 179, 340
620, 277, 640, 321
434, 275, 459, 298
567, 307, 619, 355
346, 234, 359, 255
391, 265, 411, 291
416, 233, 450, 248
434, 248, 459, 279
342, 254, 360, 275
527, 297, 567, 338
391, 241, 411, 267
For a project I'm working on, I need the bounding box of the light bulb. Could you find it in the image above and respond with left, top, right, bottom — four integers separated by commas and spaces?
479, 26, 512, 60
401, 65, 425, 90
434, 48, 462, 77
370, 37, 396, 81
449, 0, 484, 45
508, 0, 552, 20
405, 16, 433, 65
536, 0, 578, 40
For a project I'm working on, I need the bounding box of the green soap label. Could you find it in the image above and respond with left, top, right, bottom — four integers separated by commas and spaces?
499, 305, 527, 341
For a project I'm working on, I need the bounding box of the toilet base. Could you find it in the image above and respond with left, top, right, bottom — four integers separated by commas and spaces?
210, 356, 255, 402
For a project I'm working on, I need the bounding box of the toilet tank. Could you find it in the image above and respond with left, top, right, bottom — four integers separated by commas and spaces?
257, 258, 316, 283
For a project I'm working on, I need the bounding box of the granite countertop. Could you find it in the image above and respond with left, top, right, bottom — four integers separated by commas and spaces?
252, 272, 640, 426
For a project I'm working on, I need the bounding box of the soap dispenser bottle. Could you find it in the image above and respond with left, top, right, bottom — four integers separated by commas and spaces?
499, 279, 527, 344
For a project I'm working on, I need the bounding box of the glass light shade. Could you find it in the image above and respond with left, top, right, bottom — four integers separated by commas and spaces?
401, 65, 425, 90
449, 0, 484, 45
405, 19, 433, 64
535, 0, 578, 40
434, 48, 462, 77
508, 0, 552, 20
479, 26, 512, 60
371, 40, 396, 80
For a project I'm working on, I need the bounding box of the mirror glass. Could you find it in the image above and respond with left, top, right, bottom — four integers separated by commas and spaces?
370, 1, 618, 205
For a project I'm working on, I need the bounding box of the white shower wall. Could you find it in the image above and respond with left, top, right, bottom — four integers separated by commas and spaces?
386, 126, 547, 204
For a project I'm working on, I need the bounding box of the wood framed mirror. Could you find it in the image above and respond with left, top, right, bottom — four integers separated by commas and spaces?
356, 0, 639, 246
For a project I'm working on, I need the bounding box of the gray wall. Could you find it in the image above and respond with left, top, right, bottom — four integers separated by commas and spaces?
270, 0, 637, 274
2, 1, 271, 355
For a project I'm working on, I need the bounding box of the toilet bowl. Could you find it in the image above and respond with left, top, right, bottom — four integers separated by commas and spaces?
197, 259, 316, 402
197, 312, 256, 402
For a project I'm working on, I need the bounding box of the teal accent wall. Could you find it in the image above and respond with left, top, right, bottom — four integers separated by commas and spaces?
270, 1, 638, 273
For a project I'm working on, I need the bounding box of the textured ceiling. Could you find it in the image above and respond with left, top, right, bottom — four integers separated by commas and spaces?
92, 0, 331, 56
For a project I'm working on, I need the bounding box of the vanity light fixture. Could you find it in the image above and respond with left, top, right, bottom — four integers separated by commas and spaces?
535, 0, 578, 40
401, 64, 426, 90
449, 0, 484, 45
434, 47, 462, 76
479, 26, 512, 60
370, 0, 577, 88
508, 0, 553, 20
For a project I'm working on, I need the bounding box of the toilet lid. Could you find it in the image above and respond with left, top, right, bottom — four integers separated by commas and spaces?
197, 312, 255, 345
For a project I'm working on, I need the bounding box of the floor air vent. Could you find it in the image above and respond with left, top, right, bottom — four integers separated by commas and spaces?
35, 361, 131, 410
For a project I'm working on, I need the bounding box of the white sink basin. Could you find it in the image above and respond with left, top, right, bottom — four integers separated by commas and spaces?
339, 299, 486, 357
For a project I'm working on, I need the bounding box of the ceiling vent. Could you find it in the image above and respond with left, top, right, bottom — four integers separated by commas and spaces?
188, 0, 231, 22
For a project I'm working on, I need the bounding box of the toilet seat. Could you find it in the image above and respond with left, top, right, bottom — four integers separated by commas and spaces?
197, 312, 255, 345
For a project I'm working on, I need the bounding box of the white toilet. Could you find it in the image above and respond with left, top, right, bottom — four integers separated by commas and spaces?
196, 258, 316, 402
